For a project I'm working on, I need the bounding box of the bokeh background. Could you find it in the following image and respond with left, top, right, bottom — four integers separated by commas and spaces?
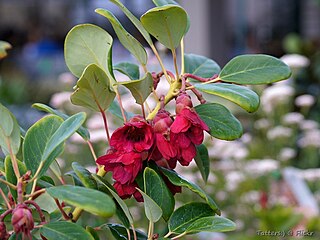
1, 0, 320, 239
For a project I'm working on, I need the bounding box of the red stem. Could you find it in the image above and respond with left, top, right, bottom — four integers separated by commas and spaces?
25, 200, 46, 223
183, 73, 219, 82
186, 82, 206, 104
54, 199, 70, 220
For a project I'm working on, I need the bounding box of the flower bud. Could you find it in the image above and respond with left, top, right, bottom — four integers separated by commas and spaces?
153, 110, 173, 133
11, 204, 34, 236
176, 92, 193, 114
0, 222, 9, 240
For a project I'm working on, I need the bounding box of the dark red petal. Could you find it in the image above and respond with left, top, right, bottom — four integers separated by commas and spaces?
170, 116, 191, 133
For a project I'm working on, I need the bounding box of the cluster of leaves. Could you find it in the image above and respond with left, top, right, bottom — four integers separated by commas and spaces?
0, 0, 291, 239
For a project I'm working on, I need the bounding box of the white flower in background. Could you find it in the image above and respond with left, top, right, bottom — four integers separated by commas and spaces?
209, 140, 248, 160
87, 113, 104, 130
58, 72, 76, 86
295, 94, 315, 108
280, 54, 310, 69
254, 118, 271, 130
245, 159, 279, 176
261, 84, 295, 113
50, 91, 72, 108
267, 126, 292, 140
225, 171, 245, 191
282, 112, 304, 125
241, 133, 252, 144
299, 120, 319, 131
241, 191, 260, 204
298, 130, 320, 148
278, 148, 296, 161
299, 169, 320, 181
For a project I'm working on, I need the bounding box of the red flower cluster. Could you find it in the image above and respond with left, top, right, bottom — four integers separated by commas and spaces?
97, 92, 209, 200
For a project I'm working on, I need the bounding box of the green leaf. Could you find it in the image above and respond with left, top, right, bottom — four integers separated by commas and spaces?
86, 226, 100, 240
40, 112, 86, 176
5, 156, 27, 198
195, 103, 243, 140
72, 162, 97, 189
37, 176, 55, 188
114, 62, 140, 80
194, 83, 260, 113
92, 174, 133, 225
144, 167, 174, 221
194, 144, 210, 183
64, 24, 113, 78
107, 223, 148, 240
141, 5, 188, 50
32, 103, 90, 141
186, 216, 237, 234
219, 54, 291, 84
34, 192, 58, 214
0, 41, 11, 59
0, 103, 13, 136
65, 171, 84, 187
0, 104, 21, 155
136, 188, 163, 223
152, 0, 190, 34
117, 72, 153, 105
109, 0, 153, 46
159, 167, 220, 215
23, 115, 63, 176
95, 9, 147, 66
49, 159, 62, 180
168, 202, 215, 234
46, 185, 116, 217
71, 64, 116, 111
153, 0, 179, 6
184, 54, 220, 78
41, 221, 95, 240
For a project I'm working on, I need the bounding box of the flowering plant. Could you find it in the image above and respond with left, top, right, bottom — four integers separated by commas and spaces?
0, 0, 291, 239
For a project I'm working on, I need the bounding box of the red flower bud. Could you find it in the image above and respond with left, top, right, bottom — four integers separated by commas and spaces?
0, 222, 9, 240
11, 204, 34, 238
176, 92, 193, 114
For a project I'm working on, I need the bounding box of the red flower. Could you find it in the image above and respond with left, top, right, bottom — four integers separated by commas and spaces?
114, 181, 143, 202
170, 108, 209, 166
97, 116, 154, 185
110, 116, 154, 152
153, 110, 177, 160
97, 149, 147, 184
11, 204, 34, 239
176, 92, 193, 114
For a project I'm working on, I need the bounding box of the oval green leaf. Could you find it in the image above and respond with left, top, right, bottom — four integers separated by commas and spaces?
159, 167, 220, 215
40, 112, 86, 177
71, 64, 116, 111
219, 54, 292, 84
95, 9, 147, 66
141, 5, 188, 50
114, 62, 140, 80
194, 144, 210, 183
5, 156, 27, 199
195, 103, 243, 140
144, 167, 174, 221
32, 103, 90, 140
186, 216, 237, 234
109, 0, 153, 46
117, 72, 153, 105
168, 202, 215, 234
65, 24, 113, 78
0, 104, 21, 155
194, 83, 260, 113
46, 185, 116, 217
41, 221, 95, 240
72, 162, 97, 189
107, 223, 148, 240
92, 174, 133, 225
137, 188, 163, 223
184, 54, 220, 78
23, 115, 63, 176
